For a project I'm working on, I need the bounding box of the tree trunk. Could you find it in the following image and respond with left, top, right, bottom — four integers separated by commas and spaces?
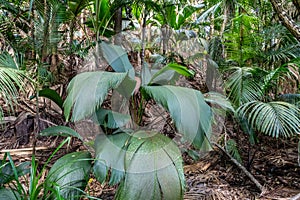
269, 0, 300, 41
114, 7, 122, 45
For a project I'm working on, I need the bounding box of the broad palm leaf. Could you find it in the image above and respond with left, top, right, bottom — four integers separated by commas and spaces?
63, 71, 136, 121
93, 131, 185, 200
142, 85, 212, 150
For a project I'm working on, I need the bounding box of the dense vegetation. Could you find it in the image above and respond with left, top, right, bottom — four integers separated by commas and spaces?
0, 0, 299, 199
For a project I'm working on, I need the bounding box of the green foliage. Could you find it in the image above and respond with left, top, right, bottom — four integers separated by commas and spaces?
62, 35, 217, 199
100, 42, 135, 78
0, 188, 20, 200
153, 2, 204, 29
63, 71, 136, 121
46, 151, 92, 200
93, 133, 129, 185
149, 63, 194, 84
0, 52, 27, 119
225, 67, 263, 108
0, 155, 30, 186
94, 131, 185, 200
203, 92, 234, 112
92, 108, 131, 129
225, 64, 300, 138
226, 139, 242, 163
37, 88, 64, 109
237, 101, 300, 138
32, 0, 69, 57
143, 85, 212, 150
85, 0, 112, 39
0, 137, 93, 200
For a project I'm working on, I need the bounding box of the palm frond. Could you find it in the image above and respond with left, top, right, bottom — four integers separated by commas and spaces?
265, 42, 300, 66
237, 101, 300, 138
0, 53, 26, 117
277, 93, 300, 107
225, 67, 263, 107
33, 0, 68, 55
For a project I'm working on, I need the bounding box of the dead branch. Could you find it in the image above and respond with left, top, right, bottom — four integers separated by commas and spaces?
212, 142, 264, 192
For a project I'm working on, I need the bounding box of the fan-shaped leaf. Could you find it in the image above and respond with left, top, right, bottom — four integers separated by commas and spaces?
237, 101, 300, 138
0, 53, 27, 119
93, 131, 185, 200
64, 71, 135, 121
143, 85, 212, 150
117, 131, 184, 200
0, 52, 19, 69
46, 151, 92, 200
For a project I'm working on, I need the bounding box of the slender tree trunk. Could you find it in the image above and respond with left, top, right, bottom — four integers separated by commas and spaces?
114, 7, 122, 45
42, 0, 49, 62
269, 0, 300, 41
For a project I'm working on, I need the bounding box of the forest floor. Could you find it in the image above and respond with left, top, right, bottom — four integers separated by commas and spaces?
1, 92, 299, 200
1, 122, 299, 200
0, 56, 299, 200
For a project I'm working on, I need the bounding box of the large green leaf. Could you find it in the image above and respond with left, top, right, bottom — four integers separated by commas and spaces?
101, 42, 135, 78
46, 151, 92, 200
142, 85, 212, 150
93, 131, 185, 200
116, 131, 185, 200
93, 133, 130, 185
237, 101, 300, 138
0, 189, 20, 200
64, 71, 135, 121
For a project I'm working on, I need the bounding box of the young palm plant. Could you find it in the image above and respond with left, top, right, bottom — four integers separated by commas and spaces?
226, 65, 300, 138
62, 40, 214, 199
